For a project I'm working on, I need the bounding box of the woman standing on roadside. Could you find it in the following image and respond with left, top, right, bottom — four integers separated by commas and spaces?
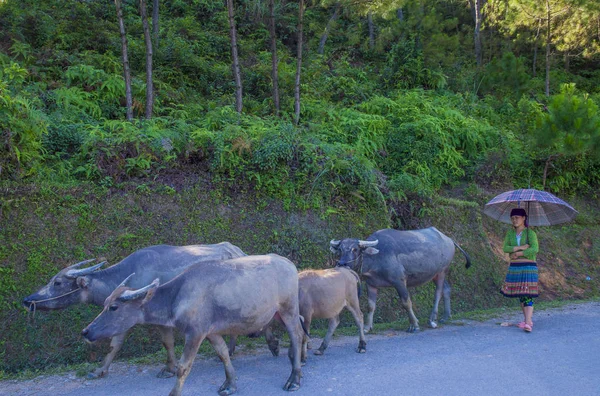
501, 207, 539, 332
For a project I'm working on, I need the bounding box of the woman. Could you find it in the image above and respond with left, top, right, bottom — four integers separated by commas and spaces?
501, 207, 539, 332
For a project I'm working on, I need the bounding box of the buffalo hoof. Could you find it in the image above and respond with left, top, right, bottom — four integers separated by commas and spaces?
429, 321, 438, 329
218, 382, 237, 396
283, 382, 300, 392
406, 326, 420, 333
269, 346, 280, 357
313, 349, 324, 356
156, 367, 176, 378
87, 369, 107, 379
356, 340, 366, 353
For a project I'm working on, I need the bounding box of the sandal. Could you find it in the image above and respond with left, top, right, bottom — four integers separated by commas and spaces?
523, 324, 533, 332
517, 321, 533, 329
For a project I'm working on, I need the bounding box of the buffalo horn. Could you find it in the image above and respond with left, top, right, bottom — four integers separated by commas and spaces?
116, 273, 136, 289
358, 239, 379, 248
65, 261, 107, 279
119, 279, 159, 301
329, 240, 341, 248
64, 258, 96, 271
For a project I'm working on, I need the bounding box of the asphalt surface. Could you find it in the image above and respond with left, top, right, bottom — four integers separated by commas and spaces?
2, 301, 599, 396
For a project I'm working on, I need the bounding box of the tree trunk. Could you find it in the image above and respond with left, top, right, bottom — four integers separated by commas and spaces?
474, 0, 482, 67
114, 0, 133, 121
294, 0, 304, 125
545, 0, 551, 97
533, 20, 541, 77
152, 0, 159, 51
397, 8, 404, 21
318, 2, 340, 55
140, 0, 153, 119
542, 154, 559, 190
268, 0, 280, 115
227, 0, 243, 113
368, 11, 375, 49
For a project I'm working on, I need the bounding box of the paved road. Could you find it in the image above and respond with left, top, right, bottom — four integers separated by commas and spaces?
2, 301, 599, 396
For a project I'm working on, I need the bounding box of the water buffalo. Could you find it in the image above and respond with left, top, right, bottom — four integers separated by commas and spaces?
22, 242, 246, 378
298, 267, 366, 363
81, 254, 304, 396
330, 227, 471, 332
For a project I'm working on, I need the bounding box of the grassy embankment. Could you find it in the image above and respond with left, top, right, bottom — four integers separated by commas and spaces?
1, 180, 598, 378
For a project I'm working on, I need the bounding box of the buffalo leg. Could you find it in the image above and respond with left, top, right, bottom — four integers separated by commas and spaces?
315, 315, 340, 356
227, 335, 237, 356
170, 334, 205, 396
429, 274, 444, 328
346, 300, 366, 353
441, 279, 452, 323
300, 316, 312, 364
264, 327, 280, 357
279, 312, 302, 391
157, 326, 177, 378
364, 284, 379, 333
393, 281, 420, 332
88, 332, 126, 379
208, 334, 238, 396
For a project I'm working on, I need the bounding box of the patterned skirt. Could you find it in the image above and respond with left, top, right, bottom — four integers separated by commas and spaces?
501, 261, 539, 298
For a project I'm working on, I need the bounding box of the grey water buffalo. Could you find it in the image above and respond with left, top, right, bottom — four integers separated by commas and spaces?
330, 227, 471, 333
298, 267, 366, 363
22, 242, 246, 378
81, 254, 304, 396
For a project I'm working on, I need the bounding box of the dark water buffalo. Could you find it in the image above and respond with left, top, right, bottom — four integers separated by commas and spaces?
298, 267, 366, 363
330, 227, 471, 333
81, 254, 304, 396
22, 242, 246, 378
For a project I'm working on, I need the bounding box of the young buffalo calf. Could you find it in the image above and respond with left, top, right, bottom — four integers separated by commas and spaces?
298, 267, 366, 363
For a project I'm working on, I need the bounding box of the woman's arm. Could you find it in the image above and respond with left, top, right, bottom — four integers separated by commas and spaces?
521, 230, 539, 259
502, 230, 515, 253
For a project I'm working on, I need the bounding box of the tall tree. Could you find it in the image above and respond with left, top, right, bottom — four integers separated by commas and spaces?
472, 0, 484, 67
294, 0, 305, 125
318, 2, 341, 55
152, 0, 159, 51
227, 0, 243, 113
367, 11, 375, 49
139, 0, 154, 119
114, 0, 133, 121
268, 0, 280, 115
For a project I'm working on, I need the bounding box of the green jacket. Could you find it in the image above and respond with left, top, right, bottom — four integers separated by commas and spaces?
502, 228, 539, 262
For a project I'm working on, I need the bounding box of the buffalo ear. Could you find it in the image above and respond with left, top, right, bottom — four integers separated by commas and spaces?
329, 246, 338, 254
77, 276, 90, 289
141, 279, 160, 305
364, 247, 379, 255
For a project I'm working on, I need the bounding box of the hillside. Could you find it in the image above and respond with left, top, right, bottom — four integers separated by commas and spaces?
1, 178, 598, 375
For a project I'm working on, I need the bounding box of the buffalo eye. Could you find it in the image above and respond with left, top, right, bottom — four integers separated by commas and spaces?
54, 281, 62, 287
109, 305, 119, 311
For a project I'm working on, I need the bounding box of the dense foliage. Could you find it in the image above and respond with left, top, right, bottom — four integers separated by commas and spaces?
0, 0, 598, 203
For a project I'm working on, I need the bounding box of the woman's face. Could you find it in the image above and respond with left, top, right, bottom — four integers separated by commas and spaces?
511, 215, 526, 228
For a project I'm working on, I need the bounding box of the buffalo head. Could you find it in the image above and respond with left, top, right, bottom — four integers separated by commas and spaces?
329, 238, 379, 271
81, 275, 159, 343
22, 259, 106, 311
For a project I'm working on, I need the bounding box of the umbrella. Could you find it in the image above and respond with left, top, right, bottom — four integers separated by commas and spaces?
483, 188, 578, 226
